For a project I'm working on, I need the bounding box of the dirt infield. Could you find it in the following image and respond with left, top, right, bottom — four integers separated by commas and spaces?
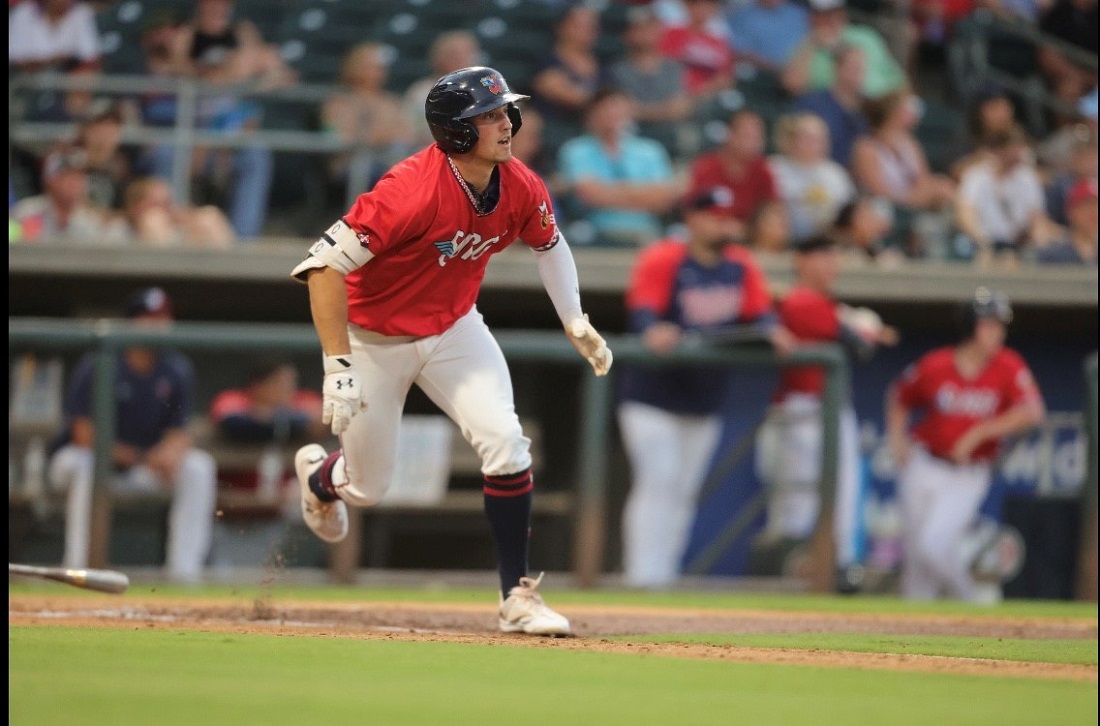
9, 593, 1098, 682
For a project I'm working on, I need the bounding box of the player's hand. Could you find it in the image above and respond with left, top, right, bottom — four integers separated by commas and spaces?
769, 325, 799, 358
949, 430, 982, 465
642, 322, 681, 355
888, 433, 911, 470
322, 355, 367, 435
567, 314, 613, 376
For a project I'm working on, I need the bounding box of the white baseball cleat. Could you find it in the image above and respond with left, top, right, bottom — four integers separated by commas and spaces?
294, 444, 348, 543
498, 572, 571, 636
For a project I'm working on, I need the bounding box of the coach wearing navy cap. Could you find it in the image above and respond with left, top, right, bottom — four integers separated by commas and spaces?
47, 287, 216, 583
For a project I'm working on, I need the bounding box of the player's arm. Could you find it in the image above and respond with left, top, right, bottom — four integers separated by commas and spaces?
738, 253, 796, 356
884, 384, 913, 468
532, 232, 612, 376
950, 369, 1046, 464
291, 219, 375, 434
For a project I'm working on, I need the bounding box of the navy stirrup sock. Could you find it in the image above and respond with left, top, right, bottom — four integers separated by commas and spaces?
308, 450, 343, 503
483, 469, 533, 599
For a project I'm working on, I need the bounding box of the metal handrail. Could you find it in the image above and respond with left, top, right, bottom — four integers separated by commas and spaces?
9, 318, 848, 588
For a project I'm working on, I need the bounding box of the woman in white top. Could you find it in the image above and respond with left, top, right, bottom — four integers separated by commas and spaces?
768, 113, 856, 242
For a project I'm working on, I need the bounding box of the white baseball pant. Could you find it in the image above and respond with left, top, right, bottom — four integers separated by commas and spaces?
898, 445, 992, 601
754, 394, 862, 567
618, 401, 722, 589
48, 444, 217, 582
329, 307, 531, 505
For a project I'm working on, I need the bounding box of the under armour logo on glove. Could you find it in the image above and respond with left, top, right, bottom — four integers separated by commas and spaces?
323, 355, 367, 435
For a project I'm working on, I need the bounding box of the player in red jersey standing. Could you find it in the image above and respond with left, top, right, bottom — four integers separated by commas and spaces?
886, 288, 1045, 601
289, 67, 613, 635
756, 235, 896, 591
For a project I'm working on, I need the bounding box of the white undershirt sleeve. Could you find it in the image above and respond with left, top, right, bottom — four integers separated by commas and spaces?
533, 232, 584, 327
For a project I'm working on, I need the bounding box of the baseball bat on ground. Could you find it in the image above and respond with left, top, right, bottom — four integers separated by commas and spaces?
8, 563, 129, 594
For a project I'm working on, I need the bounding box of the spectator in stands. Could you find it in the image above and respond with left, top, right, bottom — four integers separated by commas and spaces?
947, 84, 1019, 179
557, 87, 684, 247
829, 195, 904, 265
509, 106, 559, 209
402, 31, 484, 152
618, 186, 796, 589
10, 147, 126, 244
850, 90, 956, 213
1038, 178, 1098, 265
911, 0, 976, 52
747, 200, 793, 253
768, 113, 856, 242
1044, 130, 1096, 225
117, 176, 236, 248
531, 4, 605, 153
8, 0, 100, 73
610, 5, 694, 158
73, 99, 133, 210
208, 358, 325, 511
47, 287, 217, 583
954, 125, 1050, 267
136, 0, 293, 239
689, 109, 781, 243
791, 44, 869, 169
1037, 0, 1098, 127
727, 0, 811, 73
9, 0, 102, 122
322, 43, 415, 196
755, 234, 897, 590
657, 0, 734, 102
782, 0, 906, 101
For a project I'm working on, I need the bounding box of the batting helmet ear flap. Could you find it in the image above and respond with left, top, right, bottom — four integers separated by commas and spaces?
506, 102, 523, 136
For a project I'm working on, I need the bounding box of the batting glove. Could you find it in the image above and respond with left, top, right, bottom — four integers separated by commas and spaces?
567, 314, 613, 376
322, 355, 367, 436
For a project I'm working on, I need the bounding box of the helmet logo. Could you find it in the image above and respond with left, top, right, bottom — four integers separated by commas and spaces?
480, 74, 503, 95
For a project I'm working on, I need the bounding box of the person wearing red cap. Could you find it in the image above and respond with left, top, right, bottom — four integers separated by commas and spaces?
1038, 178, 1098, 265
47, 288, 217, 583
617, 187, 796, 588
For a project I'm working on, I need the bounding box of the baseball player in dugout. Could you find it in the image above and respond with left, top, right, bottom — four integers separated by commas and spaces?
618, 186, 798, 590
290, 67, 612, 635
757, 234, 897, 593
886, 288, 1045, 602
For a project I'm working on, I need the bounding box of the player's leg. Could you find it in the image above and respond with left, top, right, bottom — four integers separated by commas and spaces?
415, 308, 567, 635
296, 330, 419, 542
765, 395, 823, 541
833, 406, 864, 571
667, 412, 723, 579
898, 448, 941, 599
915, 464, 991, 601
47, 444, 95, 569
163, 448, 218, 583
618, 401, 689, 588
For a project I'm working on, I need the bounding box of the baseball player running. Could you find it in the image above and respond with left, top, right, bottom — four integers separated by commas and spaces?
290, 67, 612, 635
886, 288, 1045, 601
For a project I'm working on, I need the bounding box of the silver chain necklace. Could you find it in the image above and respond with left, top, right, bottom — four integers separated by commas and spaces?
446, 154, 489, 216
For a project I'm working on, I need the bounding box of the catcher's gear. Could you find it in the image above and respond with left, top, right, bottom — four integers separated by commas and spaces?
567, 314, 613, 376
322, 355, 367, 435
957, 286, 1012, 341
425, 66, 528, 154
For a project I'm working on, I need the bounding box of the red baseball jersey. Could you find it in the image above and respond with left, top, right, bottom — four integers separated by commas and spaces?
658, 26, 735, 97
689, 153, 778, 223
891, 347, 1042, 462
341, 145, 559, 336
775, 285, 840, 399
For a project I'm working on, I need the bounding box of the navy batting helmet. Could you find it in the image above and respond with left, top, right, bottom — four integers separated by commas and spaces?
425, 66, 528, 154
957, 286, 1013, 340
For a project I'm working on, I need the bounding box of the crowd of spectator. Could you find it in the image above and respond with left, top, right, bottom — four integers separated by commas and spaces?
7, 0, 1098, 268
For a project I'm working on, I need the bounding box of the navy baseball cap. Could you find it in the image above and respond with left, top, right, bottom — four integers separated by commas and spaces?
685, 186, 736, 213
124, 287, 174, 319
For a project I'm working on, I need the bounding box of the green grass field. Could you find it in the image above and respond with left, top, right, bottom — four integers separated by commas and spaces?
8, 584, 1098, 726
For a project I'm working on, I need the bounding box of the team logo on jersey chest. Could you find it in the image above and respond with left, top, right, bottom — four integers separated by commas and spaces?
434, 228, 503, 267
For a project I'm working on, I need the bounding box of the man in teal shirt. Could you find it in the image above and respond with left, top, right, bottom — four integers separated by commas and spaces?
557, 87, 683, 247
782, 0, 906, 100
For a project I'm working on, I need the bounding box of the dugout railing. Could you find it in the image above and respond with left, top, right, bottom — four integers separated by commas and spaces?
1081, 353, 1099, 601
9, 317, 849, 589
